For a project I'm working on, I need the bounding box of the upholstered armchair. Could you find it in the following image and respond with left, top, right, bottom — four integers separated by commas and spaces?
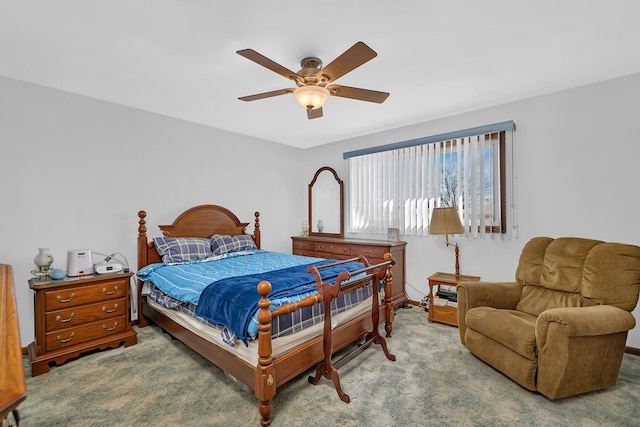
457, 237, 640, 399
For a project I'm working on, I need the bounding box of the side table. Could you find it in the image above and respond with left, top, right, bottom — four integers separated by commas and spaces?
428, 272, 480, 327
28, 272, 137, 376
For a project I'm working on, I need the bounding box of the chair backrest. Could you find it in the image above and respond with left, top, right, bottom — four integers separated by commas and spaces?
515, 237, 640, 316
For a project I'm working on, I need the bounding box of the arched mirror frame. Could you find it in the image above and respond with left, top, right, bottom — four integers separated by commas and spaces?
308, 166, 344, 238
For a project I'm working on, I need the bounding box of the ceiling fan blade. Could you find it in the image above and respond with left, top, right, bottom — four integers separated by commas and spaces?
307, 107, 323, 120
317, 42, 378, 83
237, 49, 301, 83
327, 85, 389, 103
238, 88, 294, 102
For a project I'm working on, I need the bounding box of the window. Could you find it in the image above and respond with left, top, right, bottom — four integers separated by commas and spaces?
344, 121, 515, 239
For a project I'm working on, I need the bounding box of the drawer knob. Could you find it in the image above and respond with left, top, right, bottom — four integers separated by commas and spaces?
102, 286, 119, 295
103, 321, 119, 332
56, 332, 75, 343
102, 304, 119, 313
55, 313, 75, 323
56, 293, 75, 303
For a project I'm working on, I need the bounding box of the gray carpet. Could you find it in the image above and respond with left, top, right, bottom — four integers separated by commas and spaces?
20, 307, 640, 426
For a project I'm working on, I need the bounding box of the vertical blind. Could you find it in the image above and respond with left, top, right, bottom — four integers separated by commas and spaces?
345, 122, 515, 240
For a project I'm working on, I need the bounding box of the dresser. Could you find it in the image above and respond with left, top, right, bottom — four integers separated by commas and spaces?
292, 236, 407, 307
28, 272, 137, 376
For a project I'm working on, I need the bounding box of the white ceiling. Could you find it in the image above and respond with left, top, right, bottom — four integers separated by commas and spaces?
2, 1, 639, 149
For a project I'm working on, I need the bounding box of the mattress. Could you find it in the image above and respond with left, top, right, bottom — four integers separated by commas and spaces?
146, 294, 374, 366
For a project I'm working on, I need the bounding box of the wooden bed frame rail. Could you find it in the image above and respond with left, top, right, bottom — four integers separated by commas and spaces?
136, 206, 395, 426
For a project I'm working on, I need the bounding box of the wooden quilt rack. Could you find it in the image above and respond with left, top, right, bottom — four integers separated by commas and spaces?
306, 254, 396, 403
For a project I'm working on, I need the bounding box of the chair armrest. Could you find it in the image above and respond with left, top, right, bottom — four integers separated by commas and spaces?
537, 305, 636, 342
535, 305, 636, 399
457, 281, 522, 310
457, 281, 522, 344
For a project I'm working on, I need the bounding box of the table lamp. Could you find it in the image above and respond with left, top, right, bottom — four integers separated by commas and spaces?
429, 207, 464, 275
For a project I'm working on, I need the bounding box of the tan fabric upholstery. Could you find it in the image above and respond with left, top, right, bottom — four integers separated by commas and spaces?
458, 237, 640, 399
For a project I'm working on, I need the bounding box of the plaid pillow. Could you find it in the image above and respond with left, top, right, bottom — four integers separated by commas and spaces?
210, 234, 257, 256
153, 237, 213, 263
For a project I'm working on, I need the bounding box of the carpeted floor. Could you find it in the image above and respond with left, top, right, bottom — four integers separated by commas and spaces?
19, 307, 640, 426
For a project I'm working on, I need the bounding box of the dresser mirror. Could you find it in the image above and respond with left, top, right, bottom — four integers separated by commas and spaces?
308, 166, 344, 237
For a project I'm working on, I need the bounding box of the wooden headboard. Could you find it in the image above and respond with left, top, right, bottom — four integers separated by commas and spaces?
137, 204, 261, 271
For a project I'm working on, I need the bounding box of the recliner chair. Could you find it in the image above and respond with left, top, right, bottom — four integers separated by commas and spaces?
457, 237, 640, 399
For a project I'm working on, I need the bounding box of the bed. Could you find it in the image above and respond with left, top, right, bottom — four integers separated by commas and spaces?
136, 204, 396, 426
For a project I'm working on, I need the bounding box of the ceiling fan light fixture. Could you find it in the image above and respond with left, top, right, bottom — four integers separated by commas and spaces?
294, 85, 329, 110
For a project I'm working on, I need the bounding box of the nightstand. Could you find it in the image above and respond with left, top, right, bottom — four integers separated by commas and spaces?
28, 272, 137, 376
428, 272, 480, 327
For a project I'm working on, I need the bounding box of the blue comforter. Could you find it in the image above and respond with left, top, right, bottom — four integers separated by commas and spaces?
195, 259, 364, 345
136, 250, 324, 305
137, 250, 366, 345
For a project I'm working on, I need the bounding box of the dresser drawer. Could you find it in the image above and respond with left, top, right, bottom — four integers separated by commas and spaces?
44, 281, 127, 311
351, 245, 387, 260
45, 316, 127, 352
293, 240, 314, 251
314, 242, 351, 256
45, 298, 127, 332
293, 249, 316, 257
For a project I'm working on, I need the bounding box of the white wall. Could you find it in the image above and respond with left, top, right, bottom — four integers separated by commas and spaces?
303, 72, 640, 348
0, 76, 305, 346
4, 72, 640, 349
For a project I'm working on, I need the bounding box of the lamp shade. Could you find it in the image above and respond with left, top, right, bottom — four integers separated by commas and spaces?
294, 85, 329, 110
429, 207, 463, 235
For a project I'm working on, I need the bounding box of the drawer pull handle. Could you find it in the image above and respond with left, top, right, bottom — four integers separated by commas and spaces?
56, 293, 75, 303
340, 248, 348, 252
55, 313, 75, 323
364, 250, 373, 255
103, 321, 119, 332
300, 243, 307, 248
102, 304, 119, 313
102, 286, 119, 295
56, 332, 75, 343
318, 245, 326, 250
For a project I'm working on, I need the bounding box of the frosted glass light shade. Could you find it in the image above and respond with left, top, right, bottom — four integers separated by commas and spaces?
294, 85, 329, 110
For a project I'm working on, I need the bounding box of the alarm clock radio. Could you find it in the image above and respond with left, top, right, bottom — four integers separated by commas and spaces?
67, 249, 93, 276
94, 262, 123, 274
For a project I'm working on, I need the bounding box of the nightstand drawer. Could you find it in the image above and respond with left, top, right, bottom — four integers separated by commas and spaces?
351, 245, 386, 260
44, 281, 127, 311
45, 298, 127, 332
45, 316, 127, 352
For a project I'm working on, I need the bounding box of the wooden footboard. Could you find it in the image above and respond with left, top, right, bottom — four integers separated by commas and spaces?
136, 206, 395, 426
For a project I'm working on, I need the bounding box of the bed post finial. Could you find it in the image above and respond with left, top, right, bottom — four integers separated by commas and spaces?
254, 212, 261, 249
137, 210, 149, 327
138, 210, 147, 237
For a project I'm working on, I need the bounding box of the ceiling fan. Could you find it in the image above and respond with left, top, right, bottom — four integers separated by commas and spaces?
237, 41, 389, 119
